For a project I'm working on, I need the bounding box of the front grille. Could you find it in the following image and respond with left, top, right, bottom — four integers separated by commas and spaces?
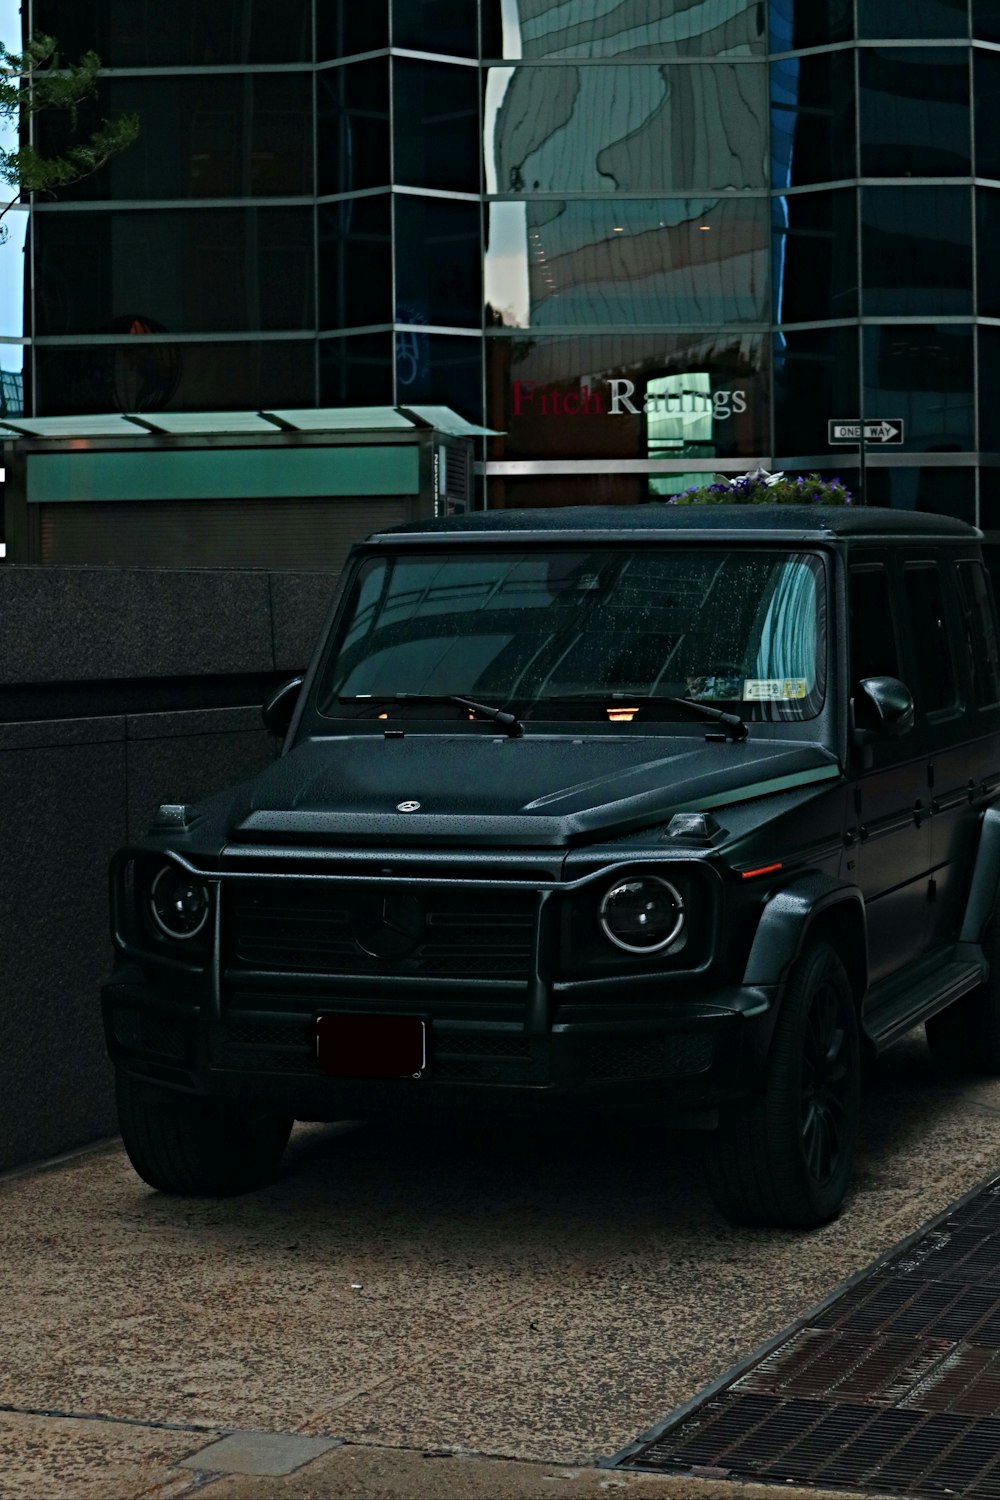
581, 1031, 712, 1082
226, 881, 536, 979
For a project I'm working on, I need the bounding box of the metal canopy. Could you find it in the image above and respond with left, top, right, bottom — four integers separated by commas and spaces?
0, 406, 500, 440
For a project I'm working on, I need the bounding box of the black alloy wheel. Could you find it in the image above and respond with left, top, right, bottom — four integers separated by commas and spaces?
705, 941, 861, 1229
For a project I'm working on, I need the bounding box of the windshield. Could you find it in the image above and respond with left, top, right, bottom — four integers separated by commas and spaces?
316, 547, 827, 723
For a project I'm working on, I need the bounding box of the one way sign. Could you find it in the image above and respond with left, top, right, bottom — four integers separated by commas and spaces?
829, 419, 905, 445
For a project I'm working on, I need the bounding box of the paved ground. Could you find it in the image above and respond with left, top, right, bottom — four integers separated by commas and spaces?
3, 1032, 1000, 1500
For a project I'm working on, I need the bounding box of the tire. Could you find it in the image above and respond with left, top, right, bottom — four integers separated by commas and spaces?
705, 941, 861, 1229
926, 910, 1000, 1074
116, 1072, 293, 1196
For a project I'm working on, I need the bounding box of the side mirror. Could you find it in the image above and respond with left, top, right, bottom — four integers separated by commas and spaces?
262, 676, 304, 737
853, 676, 915, 743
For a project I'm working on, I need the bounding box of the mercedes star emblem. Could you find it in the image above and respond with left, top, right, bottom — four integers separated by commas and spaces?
397, 800, 420, 812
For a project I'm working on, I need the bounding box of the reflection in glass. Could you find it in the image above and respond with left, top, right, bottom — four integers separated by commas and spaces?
773, 191, 857, 324
858, 0, 970, 38
394, 332, 482, 423
770, 51, 856, 189
320, 333, 394, 407
773, 327, 859, 456
394, 0, 478, 57
864, 324, 974, 451
769, 0, 853, 49
862, 187, 972, 316
0, 208, 28, 338
393, 58, 480, 193
860, 49, 971, 177
484, 64, 767, 195
34, 208, 314, 336
0, 346, 24, 418
480, 0, 766, 60
395, 195, 481, 329
976, 50, 1000, 180
35, 340, 315, 415
35, 0, 312, 65
318, 61, 391, 198
35, 74, 314, 200
319, 196, 392, 331
486, 331, 767, 461
978, 190, 1000, 318
865, 468, 975, 522
979, 327, 1000, 450
317, 4, 388, 57
485, 198, 769, 329
975, 0, 1000, 40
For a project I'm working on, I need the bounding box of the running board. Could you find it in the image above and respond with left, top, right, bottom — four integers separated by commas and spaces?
863, 959, 987, 1052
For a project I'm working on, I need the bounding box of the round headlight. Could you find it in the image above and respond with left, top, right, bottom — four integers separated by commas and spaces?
150, 866, 210, 940
598, 877, 685, 955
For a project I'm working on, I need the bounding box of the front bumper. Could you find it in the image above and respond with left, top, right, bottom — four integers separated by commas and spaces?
101, 962, 777, 1123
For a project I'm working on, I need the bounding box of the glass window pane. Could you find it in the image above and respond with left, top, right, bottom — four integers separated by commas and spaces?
903, 564, 959, 712
35, 0, 312, 65
395, 332, 482, 423
34, 339, 315, 415
395, 195, 481, 328
771, 51, 856, 189
0, 345, 25, 419
320, 196, 392, 331
860, 48, 971, 177
0, 209, 29, 338
862, 187, 972, 317
393, 58, 480, 193
979, 326, 1000, 450
481, 0, 766, 60
35, 74, 314, 201
484, 64, 768, 194
486, 197, 769, 330
318, 60, 391, 197
858, 0, 970, 37
317, 4, 389, 59
394, 0, 477, 56
955, 561, 1000, 706
975, 1, 1000, 40
320, 333, 394, 406
850, 569, 901, 684
864, 325, 975, 451
769, 0, 853, 49
773, 326, 859, 457
864, 466, 975, 520
975, 50, 1000, 179
981, 191, 1000, 317
486, 331, 768, 461
773, 190, 858, 324
34, 208, 315, 336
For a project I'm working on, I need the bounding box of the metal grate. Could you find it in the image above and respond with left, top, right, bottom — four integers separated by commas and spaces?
581, 1032, 712, 1082
226, 881, 536, 979
613, 1177, 1000, 1498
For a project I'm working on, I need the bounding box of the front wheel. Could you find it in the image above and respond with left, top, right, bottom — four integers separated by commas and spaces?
705, 941, 860, 1229
116, 1072, 293, 1196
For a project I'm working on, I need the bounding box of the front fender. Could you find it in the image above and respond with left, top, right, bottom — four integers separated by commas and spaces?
742, 871, 867, 993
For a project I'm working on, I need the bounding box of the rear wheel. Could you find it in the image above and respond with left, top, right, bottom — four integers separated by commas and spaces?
116, 1072, 293, 1196
705, 941, 860, 1228
926, 911, 1000, 1074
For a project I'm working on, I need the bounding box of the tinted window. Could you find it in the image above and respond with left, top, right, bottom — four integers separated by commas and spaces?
36, 0, 312, 65
320, 333, 395, 408
975, 50, 1000, 180
862, 187, 973, 317
773, 191, 858, 325
393, 58, 480, 193
903, 564, 959, 713
394, 0, 478, 56
317, 61, 391, 197
319, 196, 393, 331
482, 0, 766, 58
317, 4, 389, 58
979, 190, 1000, 318
395, 332, 483, 423
956, 562, 1000, 706
770, 0, 853, 48
771, 52, 856, 189
860, 49, 971, 177
395, 195, 481, 329
773, 326, 860, 457
484, 64, 767, 194
980, 326, 1000, 451
864, 324, 975, 451
975, 0, 1000, 40
858, 0, 971, 37
850, 568, 900, 685
486, 197, 770, 331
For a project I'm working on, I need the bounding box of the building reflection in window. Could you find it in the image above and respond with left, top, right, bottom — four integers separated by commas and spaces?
481, 0, 766, 60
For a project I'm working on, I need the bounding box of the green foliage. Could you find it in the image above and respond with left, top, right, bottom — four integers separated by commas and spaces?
0, 32, 138, 215
667, 471, 854, 506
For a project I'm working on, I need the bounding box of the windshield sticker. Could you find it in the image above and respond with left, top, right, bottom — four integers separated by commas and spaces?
743, 678, 809, 701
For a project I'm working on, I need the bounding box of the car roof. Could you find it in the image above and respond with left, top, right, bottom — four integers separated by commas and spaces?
372, 504, 980, 544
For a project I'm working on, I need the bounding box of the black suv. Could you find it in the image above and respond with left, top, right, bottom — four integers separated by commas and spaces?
102, 505, 1000, 1227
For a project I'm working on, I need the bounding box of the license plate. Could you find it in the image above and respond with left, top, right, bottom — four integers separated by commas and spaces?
316, 1014, 426, 1079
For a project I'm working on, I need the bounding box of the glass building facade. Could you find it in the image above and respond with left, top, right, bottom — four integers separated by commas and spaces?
2, 1, 999, 523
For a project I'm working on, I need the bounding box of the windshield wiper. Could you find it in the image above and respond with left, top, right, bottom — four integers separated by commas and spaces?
338, 693, 524, 739
548, 693, 748, 742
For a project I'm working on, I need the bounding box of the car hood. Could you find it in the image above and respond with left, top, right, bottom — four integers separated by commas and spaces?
227, 733, 841, 849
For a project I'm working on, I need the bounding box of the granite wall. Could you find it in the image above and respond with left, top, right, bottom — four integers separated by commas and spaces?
0, 566, 340, 1171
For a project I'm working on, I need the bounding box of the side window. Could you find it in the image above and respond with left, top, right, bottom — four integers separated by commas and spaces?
956, 561, 1000, 708
849, 566, 900, 685
903, 563, 958, 715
